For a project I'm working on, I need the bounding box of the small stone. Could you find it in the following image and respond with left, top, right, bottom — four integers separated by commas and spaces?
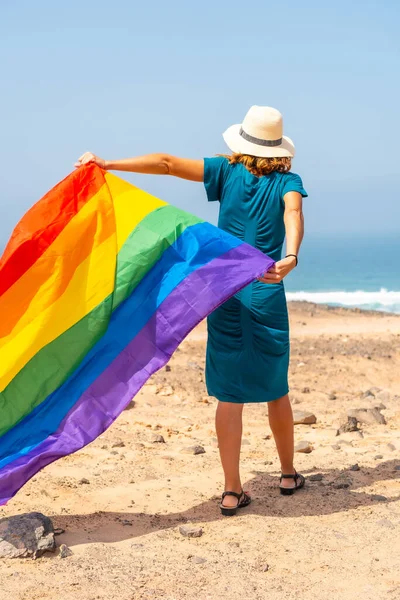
293, 410, 317, 425
157, 385, 174, 397
337, 417, 359, 435
349, 464, 360, 471
110, 450, 118, 455
386, 443, 396, 451
101, 445, 108, 450
79, 478, 90, 485
376, 519, 395, 529
302, 387, 311, 394
297, 362, 306, 368
371, 494, 387, 502
362, 388, 378, 399
374, 455, 383, 460
187, 361, 203, 371
0, 513, 56, 559
165, 365, 172, 372
179, 525, 203, 538
261, 564, 270, 572
329, 393, 337, 401
112, 440, 125, 448
242, 439, 251, 445
122, 520, 132, 526
394, 466, 400, 471
347, 408, 386, 426
124, 400, 136, 410
309, 473, 323, 482
181, 445, 206, 455
192, 556, 207, 564
376, 390, 390, 403
333, 481, 351, 489
151, 434, 165, 444
294, 440, 312, 453
264, 460, 273, 465
59, 544, 73, 559
331, 443, 341, 451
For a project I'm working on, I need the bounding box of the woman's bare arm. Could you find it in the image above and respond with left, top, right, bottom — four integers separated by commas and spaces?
75, 152, 204, 182
259, 191, 304, 283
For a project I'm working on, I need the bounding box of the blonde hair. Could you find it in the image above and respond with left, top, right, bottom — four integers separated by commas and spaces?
222, 153, 291, 177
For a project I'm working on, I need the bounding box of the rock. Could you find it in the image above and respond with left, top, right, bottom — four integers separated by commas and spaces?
302, 387, 310, 394
0, 513, 56, 559
59, 544, 73, 559
181, 445, 206, 455
337, 417, 359, 435
376, 390, 390, 403
151, 434, 165, 443
192, 556, 207, 564
362, 388, 380, 399
157, 385, 174, 397
329, 393, 337, 401
293, 410, 317, 425
347, 408, 386, 426
294, 440, 312, 453
79, 478, 90, 485
179, 525, 203, 538
333, 480, 351, 489
349, 464, 360, 471
187, 361, 203, 371
374, 455, 383, 460
242, 439, 251, 445
124, 400, 136, 410
297, 362, 306, 368
376, 519, 395, 529
331, 443, 341, 451
112, 440, 125, 448
261, 564, 270, 572
386, 443, 396, 451
371, 494, 387, 502
394, 465, 400, 471
165, 365, 171, 372
309, 473, 323, 482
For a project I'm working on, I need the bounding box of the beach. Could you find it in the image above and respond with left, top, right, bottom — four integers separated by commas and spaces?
0, 302, 399, 600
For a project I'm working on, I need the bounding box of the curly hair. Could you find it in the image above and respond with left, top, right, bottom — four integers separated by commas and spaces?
222, 153, 292, 177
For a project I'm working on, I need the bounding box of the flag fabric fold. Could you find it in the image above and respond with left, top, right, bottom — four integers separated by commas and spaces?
0, 164, 274, 504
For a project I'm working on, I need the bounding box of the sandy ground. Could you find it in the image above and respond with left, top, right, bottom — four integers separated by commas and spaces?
0, 302, 400, 600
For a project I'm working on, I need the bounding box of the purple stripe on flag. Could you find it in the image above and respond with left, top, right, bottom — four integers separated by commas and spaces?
0, 244, 272, 504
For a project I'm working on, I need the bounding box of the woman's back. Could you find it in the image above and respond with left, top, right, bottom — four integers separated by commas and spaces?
204, 156, 307, 261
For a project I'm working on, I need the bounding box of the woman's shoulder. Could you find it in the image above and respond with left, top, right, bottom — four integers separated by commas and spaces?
279, 171, 308, 197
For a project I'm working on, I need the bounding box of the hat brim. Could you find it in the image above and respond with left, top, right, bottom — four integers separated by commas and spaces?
222, 124, 295, 158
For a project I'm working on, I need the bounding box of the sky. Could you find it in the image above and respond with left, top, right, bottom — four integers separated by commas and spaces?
1, 0, 399, 245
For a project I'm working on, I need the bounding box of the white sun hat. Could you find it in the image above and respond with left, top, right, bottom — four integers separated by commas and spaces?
223, 106, 295, 158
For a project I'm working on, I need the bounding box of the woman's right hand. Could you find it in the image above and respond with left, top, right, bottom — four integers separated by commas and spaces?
74, 152, 106, 169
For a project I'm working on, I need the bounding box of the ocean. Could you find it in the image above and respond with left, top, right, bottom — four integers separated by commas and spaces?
1, 231, 399, 314
285, 233, 400, 314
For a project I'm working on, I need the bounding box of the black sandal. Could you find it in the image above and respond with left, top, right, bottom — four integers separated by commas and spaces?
219, 490, 252, 516
279, 471, 305, 496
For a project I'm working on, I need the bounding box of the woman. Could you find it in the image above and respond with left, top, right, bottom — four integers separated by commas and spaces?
75, 105, 308, 516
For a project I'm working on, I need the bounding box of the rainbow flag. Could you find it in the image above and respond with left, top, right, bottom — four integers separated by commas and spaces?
0, 164, 273, 504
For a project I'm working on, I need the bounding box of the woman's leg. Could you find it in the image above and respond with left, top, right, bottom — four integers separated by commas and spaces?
216, 401, 244, 507
268, 394, 297, 488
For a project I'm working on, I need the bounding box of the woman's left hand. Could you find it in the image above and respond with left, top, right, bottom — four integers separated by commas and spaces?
258, 256, 297, 284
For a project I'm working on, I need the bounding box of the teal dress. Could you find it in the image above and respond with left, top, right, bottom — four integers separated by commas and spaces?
203, 157, 308, 403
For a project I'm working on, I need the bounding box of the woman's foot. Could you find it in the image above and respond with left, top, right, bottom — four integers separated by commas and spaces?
220, 486, 244, 508
279, 471, 305, 495
219, 490, 252, 516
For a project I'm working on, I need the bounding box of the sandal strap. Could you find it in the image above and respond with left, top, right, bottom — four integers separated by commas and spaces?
280, 471, 298, 482
221, 490, 243, 501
